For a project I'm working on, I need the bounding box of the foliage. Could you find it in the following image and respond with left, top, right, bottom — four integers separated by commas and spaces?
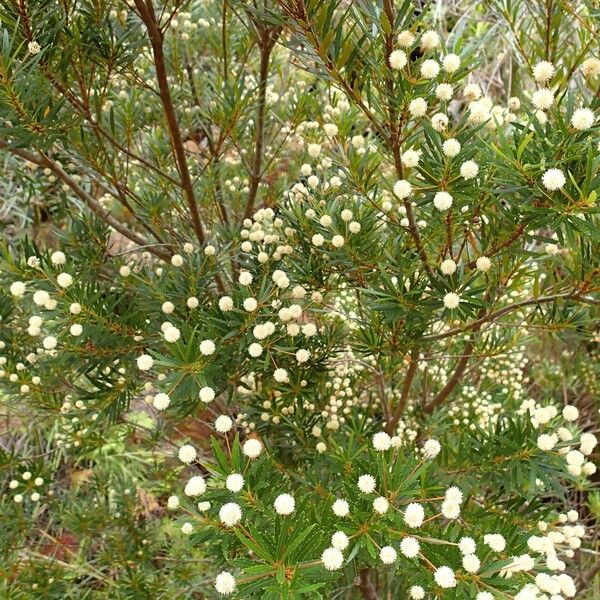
0, 0, 598, 598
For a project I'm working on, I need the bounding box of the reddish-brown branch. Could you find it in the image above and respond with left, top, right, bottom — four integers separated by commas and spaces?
357, 568, 379, 600
386, 351, 418, 434
0, 141, 170, 262
134, 0, 207, 247
244, 27, 280, 220
422, 291, 598, 342
423, 336, 478, 414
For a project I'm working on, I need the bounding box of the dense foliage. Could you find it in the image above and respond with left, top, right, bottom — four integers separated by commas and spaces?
0, 0, 599, 598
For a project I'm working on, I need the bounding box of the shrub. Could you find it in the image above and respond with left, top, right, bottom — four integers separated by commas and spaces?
0, 0, 598, 598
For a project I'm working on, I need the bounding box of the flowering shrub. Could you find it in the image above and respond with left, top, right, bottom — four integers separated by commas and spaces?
0, 0, 599, 598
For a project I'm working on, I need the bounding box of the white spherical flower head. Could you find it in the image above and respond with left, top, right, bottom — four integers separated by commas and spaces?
153, 392, 170, 410
380, 545, 397, 564
436, 83, 453, 101
583, 57, 600, 77
433, 191, 453, 211
274, 493, 295, 515
537, 433, 557, 451
443, 292, 461, 309
442, 53, 461, 73
532, 88, 554, 110
219, 502, 242, 526
199, 339, 215, 356
295, 348, 310, 363
332, 498, 350, 517
404, 502, 425, 528
571, 107, 595, 130
459, 537, 477, 555
56, 273, 73, 288
434, 566, 457, 588
476, 256, 492, 272
476, 593, 494, 600
533, 60, 555, 83
321, 547, 344, 570
463, 83, 482, 101
323, 123, 338, 137
462, 553, 481, 573
566, 449, 585, 466
442, 139, 461, 157
181, 522, 193, 535
215, 415, 233, 433
331, 235, 345, 248
43, 336, 57, 350
440, 259, 457, 275
51, 250, 66, 265
397, 30, 415, 48
163, 326, 180, 343
400, 536, 420, 558
199, 386, 215, 403
137, 354, 153, 371
393, 179, 412, 199
410, 586, 425, 599
226, 473, 244, 493
420, 59, 440, 79
178, 444, 197, 464
484, 533, 506, 552
357, 474, 376, 494
238, 271, 253, 285
33, 290, 50, 306
562, 405, 579, 422
423, 438, 441, 459
243, 298, 258, 312
542, 168, 566, 191
460, 160, 479, 180
70, 324, 83, 336
10, 281, 26, 297
214, 571, 236, 596
408, 98, 427, 117
389, 49, 407, 70
373, 496, 389, 514
420, 30, 440, 50
331, 531, 349, 550
248, 343, 263, 357
274, 368, 289, 383
184, 475, 206, 496
307, 143, 321, 158
372, 431, 391, 451
167, 495, 180, 510
171, 254, 184, 267
402, 148, 422, 167
242, 438, 263, 459
219, 296, 234, 311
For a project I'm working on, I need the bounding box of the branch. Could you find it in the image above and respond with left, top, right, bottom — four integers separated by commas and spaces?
357, 568, 379, 600
422, 290, 599, 413
0, 140, 170, 262
386, 350, 418, 434
134, 0, 207, 246
423, 292, 600, 342
423, 336, 478, 414
243, 26, 280, 220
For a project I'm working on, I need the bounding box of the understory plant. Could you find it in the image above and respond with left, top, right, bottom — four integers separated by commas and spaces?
0, 0, 599, 598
